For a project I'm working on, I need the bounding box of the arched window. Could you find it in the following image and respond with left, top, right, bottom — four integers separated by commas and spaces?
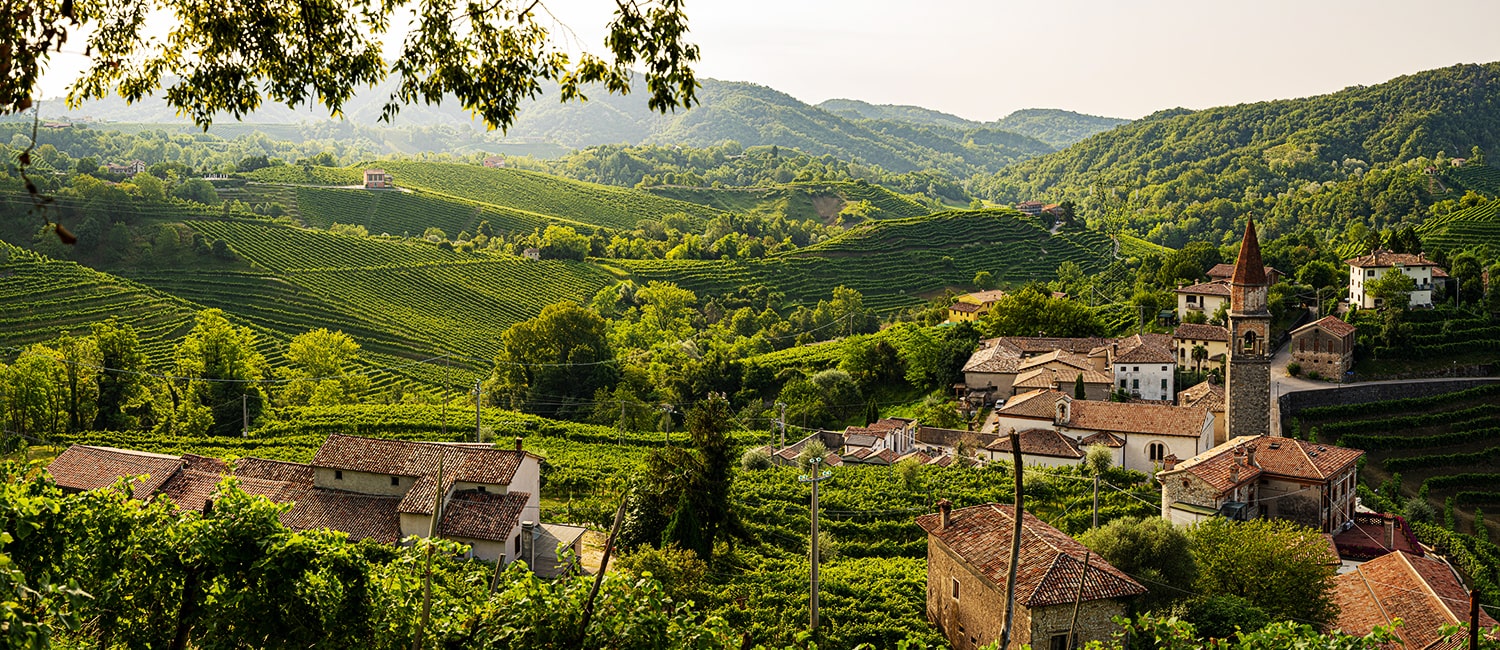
1148, 442, 1167, 463
1242, 331, 1257, 353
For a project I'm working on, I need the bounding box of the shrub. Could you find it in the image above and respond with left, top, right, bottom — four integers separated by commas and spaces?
740, 448, 772, 471
1306, 370, 1323, 381
1182, 594, 1271, 639
1286, 362, 1302, 377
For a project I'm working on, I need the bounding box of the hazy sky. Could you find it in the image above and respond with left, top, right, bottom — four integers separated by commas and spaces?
37, 0, 1500, 121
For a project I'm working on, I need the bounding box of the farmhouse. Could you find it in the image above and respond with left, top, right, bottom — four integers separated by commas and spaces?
363, 168, 393, 189
1332, 550, 1498, 649
1172, 323, 1229, 372
482, 155, 507, 168
46, 435, 585, 575
1174, 281, 1230, 323
1289, 316, 1357, 379
992, 389, 1213, 473
947, 289, 1008, 322
918, 502, 1145, 650
1345, 250, 1443, 309
981, 428, 1086, 467
1109, 333, 1176, 401
1014, 200, 1045, 216
1156, 435, 1362, 533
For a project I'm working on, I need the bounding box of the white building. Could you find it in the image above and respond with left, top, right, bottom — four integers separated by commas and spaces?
1110, 333, 1176, 401
992, 390, 1214, 473
1345, 250, 1443, 309
1175, 281, 1230, 323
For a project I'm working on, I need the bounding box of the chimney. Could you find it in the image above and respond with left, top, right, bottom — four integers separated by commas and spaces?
1246, 445, 1257, 467
1163, 454, 1178, 471
515, 436, 524, 452
938, 499, 953, 530
1230, 463, 1240, 484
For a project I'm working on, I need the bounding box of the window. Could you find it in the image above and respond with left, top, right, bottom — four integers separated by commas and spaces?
390, 476, 400, 486
1132, 379, 1139, 390
951, 577, 960, 601
1148, 442, 1167, 462
1119, 379, 1127, 389
1161, 366, 1168, 372
515, 535, 522, 554
1161, 378, 1168, 390
334, 470, 343, 480
476, 485, 487, 493
1367, 269, 1376, 277
1132, 366, 1139, 372
1242, 331, 1257, 352
1049, 634, 1077, 650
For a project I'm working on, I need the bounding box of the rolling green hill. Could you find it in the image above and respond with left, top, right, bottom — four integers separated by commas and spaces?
1417, 201, 1500, 252
293, 187, 551, 237
1445, 164, 1500, 197
973, 63, 1500, 246
816, 99, 980, 130
645, 181, 931, 221
991, 109, 1131, 149
613, 209, 1114, 311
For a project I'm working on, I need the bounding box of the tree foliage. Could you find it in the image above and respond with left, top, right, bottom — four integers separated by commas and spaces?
1188, 518, 1338, 626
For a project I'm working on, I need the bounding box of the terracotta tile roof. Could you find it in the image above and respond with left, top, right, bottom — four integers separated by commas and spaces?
48, 445, 183, 499
963, 340, 1024, 374
1293, 315, 1357, 339
154, 465, 403, 544
1079, 431, 1124, 448
1069, 400, 1208, 438
1003, 337, 1114, 355
1333, 551, 1497, 650
870, 417, 915, 431
997, 389, 1066, 419
843, 448, 874, 460
1165, 435, 1362, 493
1173, 323, 1230, 342
1164, 442, 1261, 492
985, 428, 1083, 459
1018, 350, 1093, 372
863, 449, 899, 465
949, 301, 982, 313
1114, 333, 1175, 364
926, 455, 954, 467
1208, 262, 1280, 282
1231, 220, 1267, 285
1344, 250, 1441, 268
916, 504, 1145, 607
960, 289, 1009, 304
437, 490, 529, 542
915, 426, 999, 449
1177, 381, 1225, 412
313, 434, 526, 485
1175, 280, 1231, 296
1431, 267, 1450, 279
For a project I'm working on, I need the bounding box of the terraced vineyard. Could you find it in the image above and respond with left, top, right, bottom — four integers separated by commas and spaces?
1416, 201, 1500, 252
182, 219, 617, 359
241, 165, 364, 185
647, 181, 931, 222
1445, 164, 1500, 197
0, 242, 204, 364
616, 210, 1113, 311
1295, 383, 1500, 530
374, 161, 722, 230
294, 187, 550, 236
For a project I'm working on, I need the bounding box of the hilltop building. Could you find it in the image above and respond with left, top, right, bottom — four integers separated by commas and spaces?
1225, 220, 1272, 439
918, 502, 1146, 650
364, 168, 393, 189
482, 155, 507, 168
46, 435, 585, 575
1289, 316, 1357, 379
1345, 250, 1443, 309
1157, 435, 1361, 533
1015, 201, 1045, 216
992, 389, 1213, 473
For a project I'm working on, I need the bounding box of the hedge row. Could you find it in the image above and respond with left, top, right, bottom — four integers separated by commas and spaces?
1383, 445, 1500, 472
1298, 383, 1500, 419
1454, 491, 1500, 505
1340, 425, 1500, 452
1423, 473, 1500, 491
1412, 521, 1500, 606
1319, 402, 1500, 436
1371, 338, 1500, 359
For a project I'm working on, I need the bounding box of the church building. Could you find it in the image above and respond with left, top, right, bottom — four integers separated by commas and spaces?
1225, 220, 1272, 439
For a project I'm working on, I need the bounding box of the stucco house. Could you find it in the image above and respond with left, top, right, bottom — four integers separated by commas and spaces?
482, 155, 507, 168
961, 337, 1113, 397
992, 389, 1214, 473
1173, 323, 1229, 372
918, 502, 1146, 650
46, 435, 585, 575
363, 168, 393, 189
948, 290, 1009, 322
1110, 333, 1176, 401
1011, 350, 1112, 399
981, 428, 1086, 467
1157, 435, 1362, 533
1289, 316, 1357, 379
1345, 250, 1443, 309
1176, 381, 1226, 445
1175, 281, 1230, 323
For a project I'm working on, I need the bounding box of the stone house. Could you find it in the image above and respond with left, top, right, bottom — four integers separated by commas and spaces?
1010, 350, 1112, 400
917, 502, 1146, 650
1289, 316, 1356, 379
992, 390, 1214, 473
1110, 333, 1176, 401
1156, 435, 1363, 533
961, 337, 1113, 397
1345, 250, 1443, 309
1332, 550, 1497, 648
46, 435, 585, 576
363, 168, 393, 189
1176, 381, 1226, 445
1172, 323, 1229, 372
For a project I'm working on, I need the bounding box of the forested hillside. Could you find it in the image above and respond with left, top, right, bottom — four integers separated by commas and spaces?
974, 63, 1500, 247
818, 101, 1129, 148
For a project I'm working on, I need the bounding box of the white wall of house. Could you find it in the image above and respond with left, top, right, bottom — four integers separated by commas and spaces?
1111, 362, 1175, 401
980, 450, 1081, 468
998, 413, 1213, 474
1177, 293, 1227, 322
1349, 264, 1434, 309
315, 467, 412, 495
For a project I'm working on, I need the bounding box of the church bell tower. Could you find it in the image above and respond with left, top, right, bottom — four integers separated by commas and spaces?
1226, 219, 1272, 439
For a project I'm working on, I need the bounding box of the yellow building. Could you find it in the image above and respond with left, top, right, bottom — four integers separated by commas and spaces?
947, 289, 1008, 322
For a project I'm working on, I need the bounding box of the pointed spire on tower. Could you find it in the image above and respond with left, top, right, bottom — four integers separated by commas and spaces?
1231, 219, 1267, 286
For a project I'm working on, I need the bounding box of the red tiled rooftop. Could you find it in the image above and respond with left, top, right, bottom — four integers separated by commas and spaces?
48, 445, 183, 499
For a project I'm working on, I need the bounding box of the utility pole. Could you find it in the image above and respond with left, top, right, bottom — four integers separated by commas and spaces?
999, 429, 1025, 650
776, 401, 787, 448
473, 380, 483, 443
579, 490, 630, 646
242, 394, 249, 437
440, 358, 449, 438
799, 456, 833, 633
1066, 551, 1092, 650
1470, 590, 1480, 650
1092, 474, 1100, 529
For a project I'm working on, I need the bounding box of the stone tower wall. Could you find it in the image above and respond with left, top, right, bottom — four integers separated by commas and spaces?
1226, 359, 1270, 438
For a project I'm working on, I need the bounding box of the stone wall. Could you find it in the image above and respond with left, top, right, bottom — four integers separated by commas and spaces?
928, 537, 1022, 649
1030, 601, 1128, 650
1277, 378, 1500, 433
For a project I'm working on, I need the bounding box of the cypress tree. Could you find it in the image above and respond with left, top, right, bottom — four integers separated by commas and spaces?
1074, 373, 1086, 400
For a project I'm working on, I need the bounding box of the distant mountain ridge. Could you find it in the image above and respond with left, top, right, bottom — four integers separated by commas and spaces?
815, 99, 1129, 148
40, 78, 1109, 175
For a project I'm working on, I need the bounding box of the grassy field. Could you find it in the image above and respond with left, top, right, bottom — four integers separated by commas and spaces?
614, 209, 1115, 311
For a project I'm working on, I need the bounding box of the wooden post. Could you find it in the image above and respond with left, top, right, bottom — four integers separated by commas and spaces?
1067, 551, 1092, 650
579, 491, 629, 648
1471, 590, 1481, 650
999, 430, 1025, 650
